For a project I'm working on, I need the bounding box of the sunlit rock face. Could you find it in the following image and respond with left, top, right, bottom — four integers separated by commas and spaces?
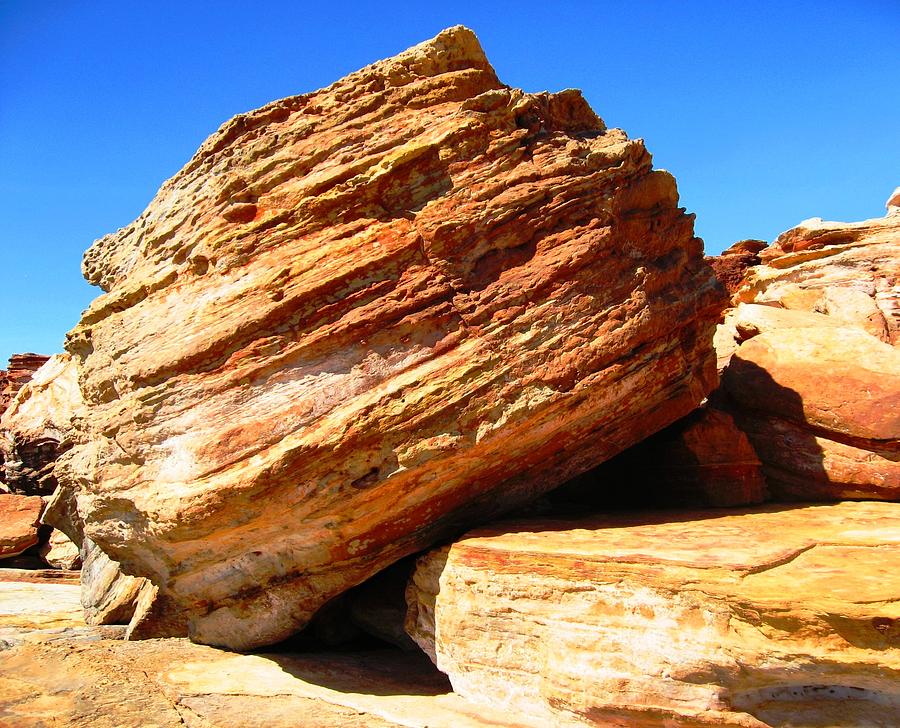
406, 501, 900, 728
711, 201, 900, 502
58, 26, 722, 650
1, 354, 83, 496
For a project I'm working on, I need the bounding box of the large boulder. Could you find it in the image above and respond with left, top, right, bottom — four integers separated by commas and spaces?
1, 354, 83, 496
58, 26, 722, 649
406, 501, 900, 727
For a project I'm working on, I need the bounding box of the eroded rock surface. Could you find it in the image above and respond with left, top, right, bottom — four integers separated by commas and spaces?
707, 200, 900, 502
407, 501, 900, 727
58, 26, 722, 649
1, 354, 83, 496
0, 354, 50, 418
733, 203, 899, 343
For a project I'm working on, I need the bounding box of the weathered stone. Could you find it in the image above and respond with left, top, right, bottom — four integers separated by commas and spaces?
59, 26, 722, 649
0, 494, 43, 559
39, 528, 81, 570
0, 354, 83, 496
0, 353, 50, 418
734, 207, 899, 343
721, 320, 900, 500
706, 239, 766, 298
79, 537, 146, 626
550, 405, 767, 509
406, 501, 900, 728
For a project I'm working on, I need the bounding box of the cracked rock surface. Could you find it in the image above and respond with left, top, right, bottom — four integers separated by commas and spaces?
406, 500, 900, 727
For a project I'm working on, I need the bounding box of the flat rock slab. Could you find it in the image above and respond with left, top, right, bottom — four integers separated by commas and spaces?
0, 495, 43, 559
407, 501, 900, 727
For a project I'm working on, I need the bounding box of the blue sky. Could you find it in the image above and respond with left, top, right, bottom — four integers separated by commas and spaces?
1, 1, 898, 362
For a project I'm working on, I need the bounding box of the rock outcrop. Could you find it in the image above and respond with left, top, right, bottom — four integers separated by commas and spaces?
406, 501, 900, 727
732, 198, 899, 344
57, 26, 722, 649
0, 354, 83, 495
0, 494, 44, 559
0, 353, 50, 418
708, 200, 900, 502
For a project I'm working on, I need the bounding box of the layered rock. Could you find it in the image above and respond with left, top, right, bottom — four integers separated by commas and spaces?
0, 354, 83, 495
732, 196, 899, 343
707, 199, 900, 502
0, 353, 50, 417
57, 27, 722, 648
0, 494, 44, 559
407, 501, 900, 727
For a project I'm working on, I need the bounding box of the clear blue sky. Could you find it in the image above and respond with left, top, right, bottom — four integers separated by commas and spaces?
1, 1, 898, 362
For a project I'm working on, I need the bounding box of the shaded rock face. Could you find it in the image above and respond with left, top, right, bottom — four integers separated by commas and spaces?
550, 405, 767, 509
0, 354, 82, 496
0, 494, 44, 559
406, 502, 900, 728
59, 26, 722, 649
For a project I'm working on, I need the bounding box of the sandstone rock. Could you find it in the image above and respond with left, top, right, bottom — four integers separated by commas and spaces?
734, 207, 899, 343
706, 239, 766, 298
0, 494, 43, 559
0, 353, 50, 418
39, 528, 81, 570
58, 26, 722, 649
406, 501, 900, 728
0, 354, 84, 496
721, 319, 900, 500
79, 537, 146, 626
550, 405, 767, 509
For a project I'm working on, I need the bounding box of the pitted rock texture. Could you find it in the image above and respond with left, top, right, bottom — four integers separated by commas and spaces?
406, 501, 900, 728
0, 354, 83, 496
59, 26, 721, 649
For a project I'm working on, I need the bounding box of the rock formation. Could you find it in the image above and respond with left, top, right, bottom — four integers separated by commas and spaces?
0, 494, 44, 559
0, 354, 83, 495
709, 199, 900, 502
0, 353, 50, 418
406, 501, 900, 727
56, 26, 722, 649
